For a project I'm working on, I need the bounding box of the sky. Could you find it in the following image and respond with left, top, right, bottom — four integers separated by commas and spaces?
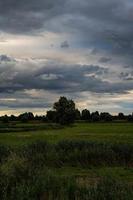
0, 0, 133, 115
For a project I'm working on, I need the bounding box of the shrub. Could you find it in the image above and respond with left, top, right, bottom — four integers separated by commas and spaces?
0, 145, 10, 163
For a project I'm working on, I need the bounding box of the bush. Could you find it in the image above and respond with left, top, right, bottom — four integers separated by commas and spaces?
0, 145, 10, 163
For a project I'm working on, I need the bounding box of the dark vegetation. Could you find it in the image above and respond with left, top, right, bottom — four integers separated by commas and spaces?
0, 97, 133, 125
19, 141, 133, 168
0, 96, 133, 199
0, 140, 133, 199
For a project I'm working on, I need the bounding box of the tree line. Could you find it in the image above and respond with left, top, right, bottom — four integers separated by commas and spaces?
1, 96, 133, 124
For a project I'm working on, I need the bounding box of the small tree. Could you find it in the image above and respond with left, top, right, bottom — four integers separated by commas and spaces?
91, 111, 100, 122
81, 109, 91, 121
100, 112, 112, 122
1, 115, 9, 123
118, 113, 125, 120
46, 110, 56, 122
53, 97, 76, 125
75, 109, 81, 120
19, 112, 34, 123
128, 113, 133, 122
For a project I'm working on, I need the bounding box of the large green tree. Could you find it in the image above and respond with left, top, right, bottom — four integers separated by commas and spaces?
53, 96, 76, 125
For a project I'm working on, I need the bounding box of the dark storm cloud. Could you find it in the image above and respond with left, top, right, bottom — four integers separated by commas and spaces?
0, 56, 133, 96
9, 63, 109, 93
123, 65, 133, 69
0, 0, 63, 34
0, 1, 133, 63
99, 57, 111, 63
0, 55, 14, 62
1, 1, 133, 112
119, 71, 133, 81
0, 99, 50, 109
0, 3, 132, 58
60, 41, 69, 48
0, 0, 132, 41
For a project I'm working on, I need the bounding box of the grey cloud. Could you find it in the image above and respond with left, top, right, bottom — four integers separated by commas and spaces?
0, 55, 14, 62
119, 71, 133, 81
0, 56, 133, 95
91, 48, 99, 55
0, 94, 51, 109
60, 40, 69, 48
123, 66, 133, 69
1, 1, 133, 112
0, 0, 63, 34
1, 56, 133, 111
0, 99, 50, 109
99, 57, 111, 63
0, 0, 133, 66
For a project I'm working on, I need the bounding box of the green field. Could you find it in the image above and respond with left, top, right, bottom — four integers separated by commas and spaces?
0, 122, 133, 181
0, 122, 133, 199
0, 122, 133, 145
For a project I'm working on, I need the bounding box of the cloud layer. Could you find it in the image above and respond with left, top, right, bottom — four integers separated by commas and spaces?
0, 0, 133, 114
0, 55, 133, 114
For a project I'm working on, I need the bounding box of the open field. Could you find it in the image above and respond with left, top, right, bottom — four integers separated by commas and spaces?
0, 122, 133, 145
0, 122, 133, 199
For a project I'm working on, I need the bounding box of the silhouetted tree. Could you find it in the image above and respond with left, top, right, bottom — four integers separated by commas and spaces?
127, 113, 133, 122
81, 109, 91, 121
91, 111, 100, 122
100, 112, 112, 122
1, 115, 9, 123
118, 113, 125, 120
46, 110, 56, 122
10, 115, 17, 121
19, 112, 34, 122
53, 96, 76, 125
75, 109, 81, 120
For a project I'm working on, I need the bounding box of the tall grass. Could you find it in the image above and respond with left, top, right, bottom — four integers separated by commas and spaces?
18, 140, 133, 167
0, 163, 133, 200
1, 140, 133, 167
0, 145, 10, 163
0, 140, 133, 199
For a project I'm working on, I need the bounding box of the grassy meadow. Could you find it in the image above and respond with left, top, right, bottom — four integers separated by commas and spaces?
0, 122, 133, 199
0, 122, 133, 145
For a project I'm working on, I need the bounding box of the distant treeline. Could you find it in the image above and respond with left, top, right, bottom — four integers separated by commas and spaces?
0, 96, 133, 124
0, 111, 133, 123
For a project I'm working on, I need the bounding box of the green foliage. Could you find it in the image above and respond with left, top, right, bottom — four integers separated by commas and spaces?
0, 154, 76, 200
1, 115, 9, 124
8, 141, 133, 168
19, 112, 34, 123
46, 110, 57, 122
81, 109, 91, 121
0, 140, 133, 199
0, 145, 10, 163
87, 177, 133, 200
100, 112, 113, 122
53, 96, 76, 125
0, 122, 133, 199
91, 111, 100, 122
55, 141, 133, 167
75, 109, 81, 120
0, 161, 133, 200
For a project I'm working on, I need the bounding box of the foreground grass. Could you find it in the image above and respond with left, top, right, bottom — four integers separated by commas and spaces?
55, 167, 133, 183
0, 123, 133, 199
0, 122, 133, 146
0, 140, 133, 199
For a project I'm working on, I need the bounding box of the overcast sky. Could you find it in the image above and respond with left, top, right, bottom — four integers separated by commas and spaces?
0, 0, 133, 115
